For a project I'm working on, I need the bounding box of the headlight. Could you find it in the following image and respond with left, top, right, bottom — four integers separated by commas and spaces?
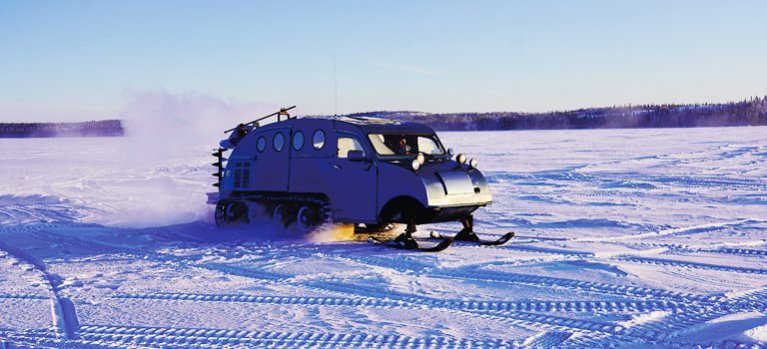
469, 158, 478, 169
457, 153, 467, 165
411, 159, 421, 171
416, 153, 425, 165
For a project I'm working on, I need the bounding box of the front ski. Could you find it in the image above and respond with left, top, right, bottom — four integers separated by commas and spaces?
369, 236, 453, 252
482, 231, 515, 245
429, 215, 515, 246
431, 231, 515, 246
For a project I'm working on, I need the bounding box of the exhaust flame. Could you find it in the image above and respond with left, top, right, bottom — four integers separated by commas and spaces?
308, 223, 356, 242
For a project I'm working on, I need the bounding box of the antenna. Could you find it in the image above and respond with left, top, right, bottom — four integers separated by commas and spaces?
334, 55, 338, 116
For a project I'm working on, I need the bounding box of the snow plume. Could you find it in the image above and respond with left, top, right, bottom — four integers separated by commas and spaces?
119, 90, 283, 158
94, 91, 284, 228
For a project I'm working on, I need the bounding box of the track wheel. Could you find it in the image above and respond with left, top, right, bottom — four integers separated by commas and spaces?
272, 204, 289, 227
226, 201, 247, 222
214, 201, 228, 227
296, 206, 318, 232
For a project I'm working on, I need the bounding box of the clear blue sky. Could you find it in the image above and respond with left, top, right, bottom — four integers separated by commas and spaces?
1, 0, 766, 121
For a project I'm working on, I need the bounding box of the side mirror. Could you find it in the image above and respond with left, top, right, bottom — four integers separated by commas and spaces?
347, 150, 367, 162
447, 148, 454, 157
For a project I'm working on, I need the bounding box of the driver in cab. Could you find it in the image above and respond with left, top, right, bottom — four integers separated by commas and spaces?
397, 137, 412, 155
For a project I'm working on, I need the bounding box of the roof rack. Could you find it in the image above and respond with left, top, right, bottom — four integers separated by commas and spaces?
224, 105, 296, 134
332, 115, 400, 125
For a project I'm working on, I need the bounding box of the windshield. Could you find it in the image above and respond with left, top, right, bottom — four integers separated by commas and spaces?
367, 133, 445, 157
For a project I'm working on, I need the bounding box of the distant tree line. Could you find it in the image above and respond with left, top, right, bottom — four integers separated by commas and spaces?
345, 96, 767, 131
3, 97, 766, 138
0, 120, 124, 138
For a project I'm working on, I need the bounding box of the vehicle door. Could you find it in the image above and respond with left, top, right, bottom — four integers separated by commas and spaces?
251, 128, 290, 192
330, 133, 377, 222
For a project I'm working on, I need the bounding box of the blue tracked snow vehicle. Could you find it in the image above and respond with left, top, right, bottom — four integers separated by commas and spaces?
209, 107, 513, 251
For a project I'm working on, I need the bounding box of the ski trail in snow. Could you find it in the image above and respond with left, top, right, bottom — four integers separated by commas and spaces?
616, 256, 767, 275
573, 219, 765, 242
0, 242, 79, 340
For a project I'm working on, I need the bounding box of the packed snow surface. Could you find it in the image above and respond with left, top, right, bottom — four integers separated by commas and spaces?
1, 126, 766, 348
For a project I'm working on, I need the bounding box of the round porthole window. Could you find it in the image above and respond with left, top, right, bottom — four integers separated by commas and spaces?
273, 133, 285, 152
312, 130, 325, 150
257, 136, 266, 152
293, 131, 304, 151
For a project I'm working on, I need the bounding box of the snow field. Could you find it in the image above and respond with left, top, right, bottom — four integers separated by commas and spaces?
0, 126, 766, 348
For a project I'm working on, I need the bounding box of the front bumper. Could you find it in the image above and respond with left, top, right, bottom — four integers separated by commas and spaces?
422, 169, 492, 208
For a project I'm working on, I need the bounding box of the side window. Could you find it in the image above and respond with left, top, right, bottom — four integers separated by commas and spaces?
337, 137, 364, 158
273, 132, 285, 152
257, 136, 266, 152
313, 129, 325, 150
293, 131, 304, 151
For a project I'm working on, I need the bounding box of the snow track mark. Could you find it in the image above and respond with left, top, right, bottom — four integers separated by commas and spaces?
284, 281, 660, 340
710, 247, 767, 257
480, 310, 624, 334
0, 293, 47, 300
617, 256, 767, 275
0, 195, 84, 226
113, 292, 406, 308
340, 254, 433, 273
499, 244, 594, 257
196, 262, 291, 282
522, 331, 573, 347
76, 325, 522, 349
574, 219, 762, 242
590, 288, 767, 347
113, 291, 683, 314
434, 267, 721, 303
